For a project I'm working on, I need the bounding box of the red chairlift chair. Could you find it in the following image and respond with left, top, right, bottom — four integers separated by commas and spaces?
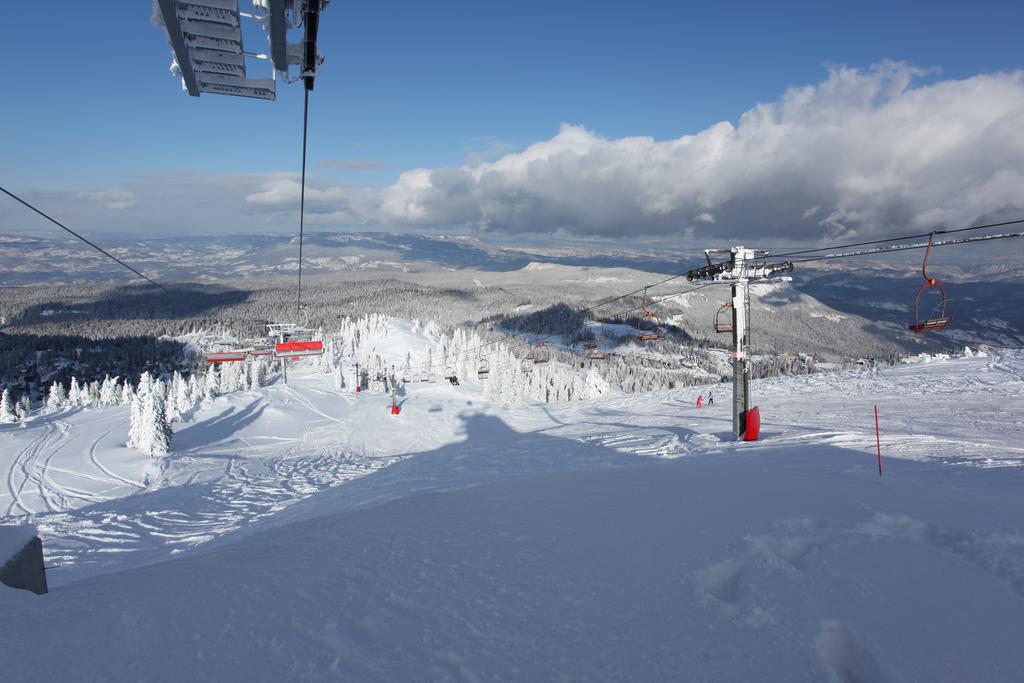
274, 340, 325, 358
909, 232, 952, 333
205, 350, 248, 363
636, 287, 663, 342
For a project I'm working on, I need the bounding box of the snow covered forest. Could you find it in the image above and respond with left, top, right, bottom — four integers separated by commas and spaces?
0, 262, 917, 409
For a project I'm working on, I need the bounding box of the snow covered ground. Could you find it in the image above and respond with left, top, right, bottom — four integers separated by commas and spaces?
1, 347, 1023, 680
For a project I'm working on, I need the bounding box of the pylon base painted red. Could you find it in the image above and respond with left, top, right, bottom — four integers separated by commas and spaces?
743, 406, 761, 441
355, 386, 361, 393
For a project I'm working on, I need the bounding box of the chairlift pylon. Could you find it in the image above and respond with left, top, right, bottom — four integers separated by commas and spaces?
909, 232, 952, 333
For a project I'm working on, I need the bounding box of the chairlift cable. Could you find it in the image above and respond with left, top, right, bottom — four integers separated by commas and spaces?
574, 218, 1024, 312
785, 231, 1024, 265
480, 217, 1024, 329
296, 87, 310, 316
769, 218, 1024, 259
0, 185, 165, 290
343, 214, 1024, 376
423, 228, 1022, 372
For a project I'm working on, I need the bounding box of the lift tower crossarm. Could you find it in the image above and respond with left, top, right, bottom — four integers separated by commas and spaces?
155, 1, 330, 99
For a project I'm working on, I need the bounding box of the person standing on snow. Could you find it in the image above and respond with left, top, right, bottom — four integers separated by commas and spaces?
707, 391, 714, 406
696, 394, 703, 408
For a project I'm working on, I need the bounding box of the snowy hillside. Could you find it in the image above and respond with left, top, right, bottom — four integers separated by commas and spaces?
2, 341, 1023, 681
4, 231, 1021, 357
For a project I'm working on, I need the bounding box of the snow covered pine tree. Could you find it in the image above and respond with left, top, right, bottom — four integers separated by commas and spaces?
0, 388, 17, 424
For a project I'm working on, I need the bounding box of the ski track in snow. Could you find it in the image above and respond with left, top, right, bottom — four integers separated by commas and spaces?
4, 424, 45, 516
40, 447, 400, 578
87, 423, 145, 488
5, 420, 71, 516
7, 381, 403, 583
4, 414, 137, 518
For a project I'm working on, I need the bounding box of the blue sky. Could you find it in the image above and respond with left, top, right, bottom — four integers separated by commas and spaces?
2, 1, 1024, 242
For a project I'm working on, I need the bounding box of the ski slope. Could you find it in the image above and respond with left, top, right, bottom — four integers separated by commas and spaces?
1, 348, 1023, 680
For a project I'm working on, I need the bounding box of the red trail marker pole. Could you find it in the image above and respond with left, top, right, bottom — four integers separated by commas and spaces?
874, 404, 883, 477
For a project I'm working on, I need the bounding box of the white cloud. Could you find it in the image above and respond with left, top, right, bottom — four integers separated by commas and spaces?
5, 62, 1023, 244
288, 61, 1023, 242
77, 189, 139, 211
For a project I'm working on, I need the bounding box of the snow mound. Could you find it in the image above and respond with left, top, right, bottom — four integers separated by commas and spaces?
0, 524, 36, 568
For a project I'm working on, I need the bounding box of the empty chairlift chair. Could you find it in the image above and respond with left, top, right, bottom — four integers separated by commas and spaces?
246, 344, 275, 359
715, 302, 734, 334
532, 341, 551, 364
477, 356, 490, 380
205, 348, 248, 363
636, 287, 663, 342
908, 232, 953, 333
585, 322, 607, 360
204, 337, 248, 363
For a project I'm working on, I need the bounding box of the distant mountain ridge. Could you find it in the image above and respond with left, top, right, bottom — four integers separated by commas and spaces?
1, 232, 1020, 351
